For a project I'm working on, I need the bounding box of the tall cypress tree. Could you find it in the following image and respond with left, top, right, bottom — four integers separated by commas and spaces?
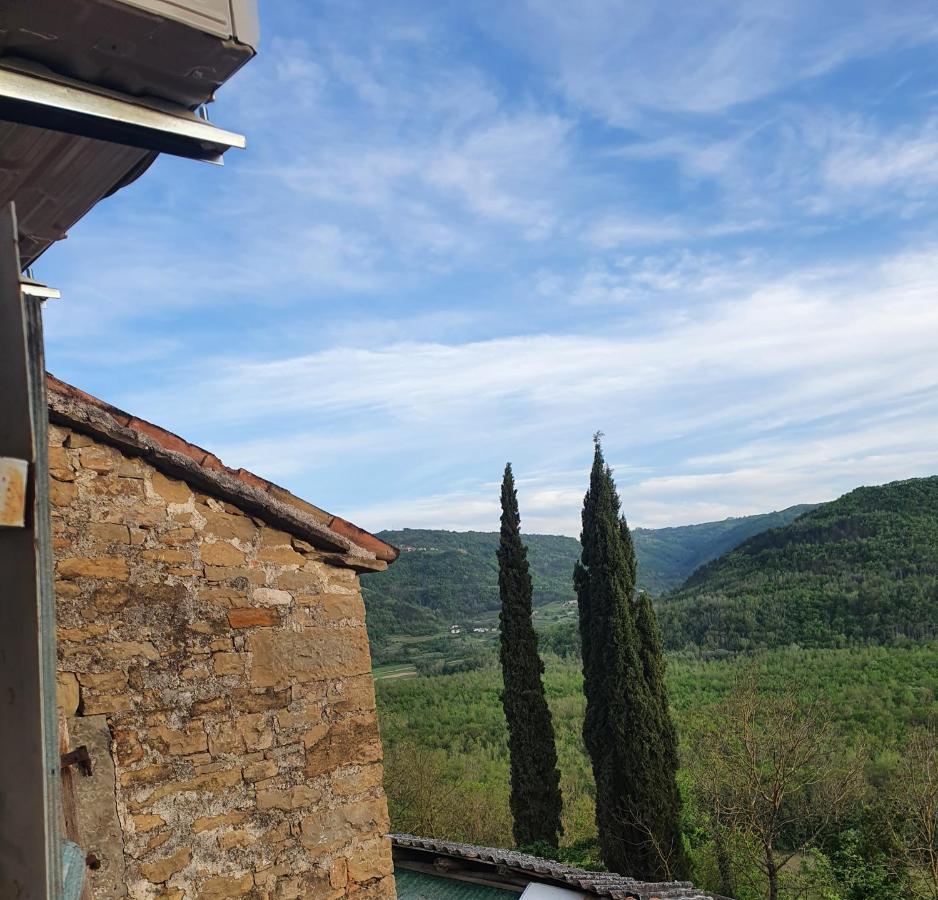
635, 588, 688, 878
575, 437, 684, 879
498, 463, 563, 850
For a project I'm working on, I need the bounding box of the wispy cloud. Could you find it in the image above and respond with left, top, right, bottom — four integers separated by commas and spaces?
36, 0, 938, 536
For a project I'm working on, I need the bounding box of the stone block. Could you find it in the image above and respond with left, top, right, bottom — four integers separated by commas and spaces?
192, 811, 248, 834
299, 798, 389, 856
346, 838, 394, 883
205, 566, 265, 585
332, 763, 385, 798
139, 847, 190, 884
88, 522, 131, 544
201, 541, 246, 566
162, 527, 195, 546
256, 546, 305, 566
217, 830, 253, 851
78, 670, 128, 691
151, 471, 192, 504
237, 712, 274, 751
248, 627, 371, 688
150, 720, 208, 756
57, 556, 130, 580
198, 872, 254, 898
243, 759, 278, 782
140, 548, 192, 565
212, 652, 245, 676
79, 445, 120, 473
56, 672, 80, 715
227, 608, 279, 629
65, 432, 93, 448
305, 716, 382, 778
133, 814, 165, 833
253, 588, 292, 606
256, 783, 323, 811
201, 507, 257, 541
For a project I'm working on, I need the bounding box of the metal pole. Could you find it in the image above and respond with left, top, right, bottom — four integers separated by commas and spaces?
0, 201, 62, 898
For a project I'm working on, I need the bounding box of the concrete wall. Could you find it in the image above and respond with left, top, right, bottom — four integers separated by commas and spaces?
50, 423, 396, 899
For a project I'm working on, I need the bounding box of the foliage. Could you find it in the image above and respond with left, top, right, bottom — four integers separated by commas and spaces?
376, 645, 938, 898
362, 504, 812, 644
685, 681, 865, 900
575, 440, 685, 879
497, 463, 563, 849
659, 477, 938, 650
632, 504, 815, 595
887, 726, 938, 899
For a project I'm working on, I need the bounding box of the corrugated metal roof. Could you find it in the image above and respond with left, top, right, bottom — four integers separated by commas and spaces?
396, 869, 517, 899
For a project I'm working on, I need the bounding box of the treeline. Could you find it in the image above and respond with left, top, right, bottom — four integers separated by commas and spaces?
364, 506, 813, 644
377, 646, 938, 900
659, 477, 938, 650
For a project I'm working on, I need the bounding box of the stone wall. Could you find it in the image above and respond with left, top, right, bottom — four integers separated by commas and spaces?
50, 423, 396, 899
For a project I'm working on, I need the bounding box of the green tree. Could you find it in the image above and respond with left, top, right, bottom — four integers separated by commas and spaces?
574, 436, 682, 879
635, 588, 688, 877
497, 463, 563, 849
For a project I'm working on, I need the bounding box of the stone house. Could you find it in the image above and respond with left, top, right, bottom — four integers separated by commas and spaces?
48, 375, 399, 900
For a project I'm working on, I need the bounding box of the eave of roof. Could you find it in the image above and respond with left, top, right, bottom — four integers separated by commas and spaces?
390, 835, 718, 900
47, 374, 399, 572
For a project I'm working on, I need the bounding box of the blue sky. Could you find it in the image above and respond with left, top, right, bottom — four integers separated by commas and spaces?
38, 0, 938, 535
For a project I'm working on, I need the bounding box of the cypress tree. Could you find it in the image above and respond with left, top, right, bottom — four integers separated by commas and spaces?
575, 436, 683, 879
635, 588, 688, 878
497, 463, 563, 850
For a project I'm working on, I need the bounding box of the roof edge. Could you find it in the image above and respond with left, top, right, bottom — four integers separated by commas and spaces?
390, 835, 719, 900
47, 375, 399, 570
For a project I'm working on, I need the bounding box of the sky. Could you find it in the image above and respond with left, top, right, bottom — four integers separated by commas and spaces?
37, 0, 938, 536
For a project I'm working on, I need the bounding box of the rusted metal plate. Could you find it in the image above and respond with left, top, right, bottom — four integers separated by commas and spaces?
0, 456, 28, 527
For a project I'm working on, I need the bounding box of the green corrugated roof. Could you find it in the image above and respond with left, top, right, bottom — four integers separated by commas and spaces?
395, 868, 518, 899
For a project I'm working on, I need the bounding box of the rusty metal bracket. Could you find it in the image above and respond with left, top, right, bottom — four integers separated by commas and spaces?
60, 746, 92, 778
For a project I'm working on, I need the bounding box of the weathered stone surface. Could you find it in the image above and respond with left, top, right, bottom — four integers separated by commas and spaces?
305, 716, 382, 778
256, 545, 305, 566
151, 471, 192, 504
332, 763, 385, 798
139, 847, 190, 884
88, 522, 131, 544
56, 672, 80, 715
150, 721, 208, 756
140, 548, 191, 565
212, 652, 245, 676
346, 838, 394, 883
57, 556, 129, 580
51, 426, 393, 900
256, 784, 323, 811
65, 432, 94, 448
243, 758, 278, 782
79, 445, 120, 473
198, 872, 254, 898
192, 811, 248, 834
299, 798, 390, 855
200, 541, 246, 566
252, 587, 292, 606
134, 814, 165, 833
201, 507, 257, 541
248, 627, 371, 688
227, 607, 279, 629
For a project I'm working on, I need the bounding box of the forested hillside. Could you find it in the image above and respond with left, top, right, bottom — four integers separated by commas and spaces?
659, 477, 938, 650
633, 504, 815, 594
363, 507, 812, 642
